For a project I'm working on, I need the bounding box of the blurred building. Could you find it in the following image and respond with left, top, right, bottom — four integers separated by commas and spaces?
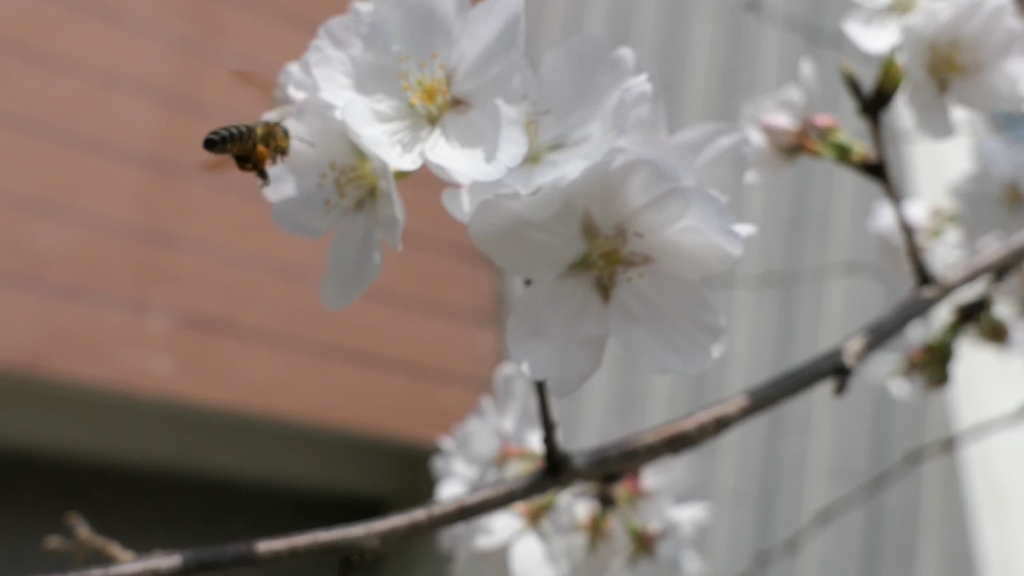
0, 1, 500, 573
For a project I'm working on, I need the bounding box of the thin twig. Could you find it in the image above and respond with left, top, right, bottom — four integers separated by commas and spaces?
735, 402, 1024, 576
26, 229, 1024, 576
534, 380, 567, 474
842, 69, 936, 286
41, 512, 139, 564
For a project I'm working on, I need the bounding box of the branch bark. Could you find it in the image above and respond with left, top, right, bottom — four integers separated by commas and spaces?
26, 229, 1024, 576
842, 68, 936, 286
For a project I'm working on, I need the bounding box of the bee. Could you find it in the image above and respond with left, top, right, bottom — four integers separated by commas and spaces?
202, 121, 290, 186
198, 69, 292, 186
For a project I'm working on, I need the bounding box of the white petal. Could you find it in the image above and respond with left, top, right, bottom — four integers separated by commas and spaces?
537, 35, 636, 121
451, 0, 525, 101
797, 56, 819, 110
508, 531, 559, 576
905, 76, 954, 138
506, 276, 610, 396
472, 510, 525, 552
732, 222, 759, 238
841, 9, 904, 56
609, 270, 725, 376
442, 181, 513, 224
269, 186, 337, 238
434, 476, 471, 501
376, 0, 464, 61
664, 501, 713, 539
468, 185, 585, 279
373, 169, 405, 250
320, 214, 382, 310
670, 124, 747, 197
343, 95, 431, 171
426, 100, 529, 184
631, 186, 745, 277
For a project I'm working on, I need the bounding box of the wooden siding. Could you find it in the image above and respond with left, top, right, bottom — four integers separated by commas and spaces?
0, 0, 502, 446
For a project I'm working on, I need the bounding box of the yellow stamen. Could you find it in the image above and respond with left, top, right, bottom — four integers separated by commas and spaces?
567, 211, 652, 302
927, 39, 975, 94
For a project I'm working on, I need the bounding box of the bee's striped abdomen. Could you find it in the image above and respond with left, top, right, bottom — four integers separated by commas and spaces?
202, 125, 256, 155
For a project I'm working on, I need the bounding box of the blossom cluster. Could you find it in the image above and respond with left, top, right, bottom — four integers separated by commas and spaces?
431, 362, 711, 576
240, 0, 1024, 573
259, 0, 772, 399
843, 0, 1024, 397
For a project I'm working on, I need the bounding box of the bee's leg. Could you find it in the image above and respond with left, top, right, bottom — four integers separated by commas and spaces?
254, 145, 271, 187
233, 154, 253, 172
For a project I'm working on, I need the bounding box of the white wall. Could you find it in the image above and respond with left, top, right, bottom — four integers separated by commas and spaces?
525, 1, 976, 575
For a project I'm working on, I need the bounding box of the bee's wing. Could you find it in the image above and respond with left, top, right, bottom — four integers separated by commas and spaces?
229, 69, 277, 106
197, 155, 236, 173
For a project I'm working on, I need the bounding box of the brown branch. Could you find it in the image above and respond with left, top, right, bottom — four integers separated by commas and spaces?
26, 230, 1024, 576
842, 67, 936, 286
534, 380, 567, 474
41, 512, 139, 565
735, 401, 1024, 576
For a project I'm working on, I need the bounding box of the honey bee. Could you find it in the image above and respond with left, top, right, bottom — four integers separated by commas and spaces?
198, 69, 291, 185
202, 122, 290, 186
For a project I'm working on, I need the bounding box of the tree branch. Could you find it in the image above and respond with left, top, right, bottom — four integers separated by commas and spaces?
735, 401, 1024, 576
534, 380, 567, 474
28, 230, 1024, 576
842, 68, 936, 286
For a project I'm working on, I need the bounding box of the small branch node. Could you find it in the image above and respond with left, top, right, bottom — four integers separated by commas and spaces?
42, 511, 139, 564
534, 380, 568, 476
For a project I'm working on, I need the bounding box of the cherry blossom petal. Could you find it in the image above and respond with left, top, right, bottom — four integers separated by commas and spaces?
320, 213, 382, 310
374, 169, 405, 250
451, 0, 525, 101
508, 531, 560, 576
537, 35, 636, 124
468, 183, 585, 279
343, 94, 433, 171
905, 76, 954, 138
426, 100, 528, 183
631, 186, 745, 277
841, 9, 903, 56
472, 510, 524, 552
609, 270, 725, 375
506, 276, 610, 396
268, 186, 337, 239
375, 0, 464, 61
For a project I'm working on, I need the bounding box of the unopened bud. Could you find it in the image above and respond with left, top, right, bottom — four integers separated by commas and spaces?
759, 114, 804, 154
905, 338, 953, 389
976, 312, 1010, 344
869, 53, 903, 112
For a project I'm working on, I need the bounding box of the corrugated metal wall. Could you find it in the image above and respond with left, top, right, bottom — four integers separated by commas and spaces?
526, 1, 976, 575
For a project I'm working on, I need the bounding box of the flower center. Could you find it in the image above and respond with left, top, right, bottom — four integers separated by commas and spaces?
927, 40, 975, 94
522, 117, 548, 164
1002, 182, 1024, 209
398, 53, 463, 125
318, 151, 380, 212
888, 0, 916, 15
567, 211, 652, 302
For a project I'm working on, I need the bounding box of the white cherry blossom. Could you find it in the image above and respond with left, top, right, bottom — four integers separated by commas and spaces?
841, 0, 929, 56
310, 0, 529, 184
902, 0, 1024, 138
866, 196, 966, 281
954, 132, 1024, 246
262, 97, 403, 311
469, 143, 745, 395
502, 35, 649, 193
739, 57, 820, 185
261, 3, 376, 122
